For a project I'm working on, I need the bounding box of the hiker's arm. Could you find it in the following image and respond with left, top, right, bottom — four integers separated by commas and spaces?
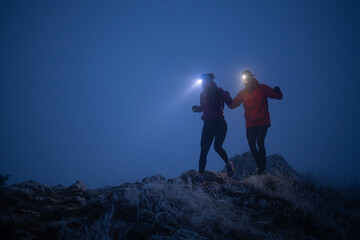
228, 92, 243, 109
192, 93, 203, 112
218, 88, 233, 106
266, 85, 283, 99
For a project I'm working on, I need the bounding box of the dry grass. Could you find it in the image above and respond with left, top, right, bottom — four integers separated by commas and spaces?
54, 171, 360, 239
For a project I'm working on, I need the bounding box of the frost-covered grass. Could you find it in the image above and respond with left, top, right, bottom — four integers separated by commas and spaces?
241, 171, 360, 239
58, 171, 360, 240
58, 177, 268, 239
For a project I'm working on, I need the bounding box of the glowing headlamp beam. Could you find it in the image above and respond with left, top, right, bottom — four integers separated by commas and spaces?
187, 78, 203, 92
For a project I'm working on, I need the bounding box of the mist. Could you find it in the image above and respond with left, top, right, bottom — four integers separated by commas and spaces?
1, 0, 360, 188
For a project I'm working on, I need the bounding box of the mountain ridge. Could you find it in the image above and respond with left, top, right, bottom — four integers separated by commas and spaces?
0, 152, 359, 239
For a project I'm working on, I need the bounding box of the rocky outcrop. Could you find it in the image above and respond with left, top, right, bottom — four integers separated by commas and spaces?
222, 152, 299, 179
0, 153, 359, 240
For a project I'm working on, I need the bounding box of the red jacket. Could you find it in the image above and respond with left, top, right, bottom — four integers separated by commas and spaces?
229, 79, 283, 128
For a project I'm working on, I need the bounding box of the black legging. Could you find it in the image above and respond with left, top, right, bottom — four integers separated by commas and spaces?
199, 117, 229, 174
246, 124, 269, 174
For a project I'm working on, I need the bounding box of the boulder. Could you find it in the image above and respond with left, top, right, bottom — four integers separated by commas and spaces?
222, 152, 299, 179
66, 180, 85, 192
142, 174, 167, 184
178, 169, 231, 185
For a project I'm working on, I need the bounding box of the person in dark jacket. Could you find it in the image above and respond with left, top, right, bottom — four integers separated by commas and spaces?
192, 73, 236, 181
229, 70, 283, 175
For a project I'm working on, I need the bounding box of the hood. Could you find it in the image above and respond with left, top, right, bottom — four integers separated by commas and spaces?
203, 81, 218, 94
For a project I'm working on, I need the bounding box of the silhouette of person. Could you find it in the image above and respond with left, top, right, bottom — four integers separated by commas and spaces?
229, 70, 283, 175
192, 73, 236, 180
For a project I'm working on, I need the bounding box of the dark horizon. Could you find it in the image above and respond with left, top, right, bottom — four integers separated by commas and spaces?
1, 0, 360, 188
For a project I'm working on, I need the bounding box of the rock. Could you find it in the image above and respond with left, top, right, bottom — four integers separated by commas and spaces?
5, 186, 35, 200
142, 174, 167, 184
71, 196, 86, 205
52, 184, 65, 190
12, 180, 54, 194
34, 196, 54, 204
266, 154, 299, 176
178, 169, 231, 185
67, 180, 85, 192
223, 152, 299, 179
178, 169, 199, 183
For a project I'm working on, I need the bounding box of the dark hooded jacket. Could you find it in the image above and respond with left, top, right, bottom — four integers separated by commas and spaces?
200, 82, 233, 121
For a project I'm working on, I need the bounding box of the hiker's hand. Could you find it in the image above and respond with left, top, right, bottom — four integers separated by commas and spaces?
192, 105, 201, 112
273, 86, 281, 94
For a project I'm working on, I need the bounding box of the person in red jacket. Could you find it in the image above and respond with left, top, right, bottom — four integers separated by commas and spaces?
192, 73, 236, 181
229, 70, 283, 175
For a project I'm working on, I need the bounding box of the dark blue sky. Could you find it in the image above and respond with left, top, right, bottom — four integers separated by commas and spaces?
1, 0, 360, 188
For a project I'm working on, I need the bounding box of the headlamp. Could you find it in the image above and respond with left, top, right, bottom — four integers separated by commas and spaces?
200, 74, 212, 81
200, 73, 215, 83
241, 70, 254, 83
